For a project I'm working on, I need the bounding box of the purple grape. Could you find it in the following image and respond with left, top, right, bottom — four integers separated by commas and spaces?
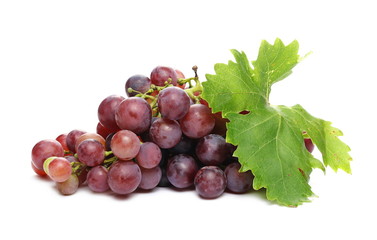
136, 142, 162, 169
77, 139, 105, 167
157, 87, 190, 120
56, 174, 79, 195
108, 161, 141, 195
194, 166, 227, 199
87, 165, 109, 193
66, 129, 87, 153
166, 154, 198, 188
44, 157, 72, 183
196, 134, 228, 166
139, 167, 162, 190
115, 97, 152, 134
111, 130, 141, 160
125, 74, 151, 97
98, 95, 125, 131
179, 104, 215, 139
150, 66, 178, 86
31, 139, 64, 170
304, 138, 314, 153
149, 118, 182, 149
224, 162, 253, 193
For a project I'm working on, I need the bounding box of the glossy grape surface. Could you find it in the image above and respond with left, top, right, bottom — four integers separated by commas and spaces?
108, 161, 141, 194
157, 87, 190, 120
115, 97, 152, 134
167, 154, 198, 188
45, 157, 72, 182
111, 130, 141, 160
125, 74, 151, 97
139, 167, 162, 190
32, 139, 64, 170
56, 174, 79, 195
194, 166, 227, 199
180, 104, 215, 139
150, 66, 178, 86
136, 142, 162, 169
87, 165, 109, 192
77, 139, 105, 167
149, 118, 182, 149
224, 162, 253, 193
196, 134, 228, 166
98, 95, 125, 131
66, 129, 87, 153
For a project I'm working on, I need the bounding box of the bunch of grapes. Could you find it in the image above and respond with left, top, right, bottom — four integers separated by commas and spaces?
31, 65, 287, 198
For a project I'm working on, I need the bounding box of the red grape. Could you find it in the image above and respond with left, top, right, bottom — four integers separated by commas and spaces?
111, 130, 141, 160
32, 139, 64, 170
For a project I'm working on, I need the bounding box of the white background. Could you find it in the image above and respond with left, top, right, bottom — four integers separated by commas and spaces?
1, 0, 376, 239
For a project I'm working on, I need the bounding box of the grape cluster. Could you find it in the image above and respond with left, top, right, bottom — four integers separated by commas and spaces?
31, 66, 257, 198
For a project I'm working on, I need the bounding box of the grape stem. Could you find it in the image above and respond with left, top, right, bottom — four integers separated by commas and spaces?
184, 77, 203, 103
133, 65, 204, 109
71, 161, 86, 175
103, 155, 118, 169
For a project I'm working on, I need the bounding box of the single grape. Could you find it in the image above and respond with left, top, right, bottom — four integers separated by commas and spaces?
194, 166, 227, 199
66, 129, 87, 153
111, 130, 141, 160
150, 66, 178, 86
304, 138, 314, 153
149, 118, 182, 149
139, 167, 162, 190
96, 122, 115, 139
157, 87, 190, 120
115, 97, 152, 134
136, 142, 162, 169
108, 161, 141, 194
75, 132, 106, 153
43, 157, 72, 182
224, 162, 253, 193
179, 104, 215, 139
56, 174, 79, 195
196, 134, 228, 166
98, 95, 125, 131
125, 74, 151, 97
166, 154, 198, 188
87, 165, 109, 192
77, 139, 105, 167
56, 134, 69, 152
32, 139, 64, 170
31, 162, 47, 177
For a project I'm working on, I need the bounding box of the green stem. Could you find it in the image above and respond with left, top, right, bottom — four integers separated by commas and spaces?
70, 161, 86, 175
184, 77, 203, 103
103, 155, 118, 168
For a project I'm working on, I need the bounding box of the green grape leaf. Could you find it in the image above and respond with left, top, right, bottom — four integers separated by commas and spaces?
289, 105, 352, 173
202, 38, 352, 206
203, 39, 300, 114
